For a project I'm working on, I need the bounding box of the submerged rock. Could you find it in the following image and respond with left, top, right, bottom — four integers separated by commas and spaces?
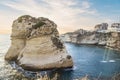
5, 15, 73, 70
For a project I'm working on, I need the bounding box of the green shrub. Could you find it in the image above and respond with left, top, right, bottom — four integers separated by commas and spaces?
51, 37, 64, 49
18, 18, 22, 23
32, 21, 46, 29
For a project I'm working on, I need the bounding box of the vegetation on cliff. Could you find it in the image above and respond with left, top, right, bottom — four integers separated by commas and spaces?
32, 21, 46, 29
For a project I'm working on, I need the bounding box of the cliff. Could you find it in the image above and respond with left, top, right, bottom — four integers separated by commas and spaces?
60, 29, 96, 44
5, 15, 73, 70
61, 29, 98, 45
61, 23, 120, 50
106, 32, 120, 50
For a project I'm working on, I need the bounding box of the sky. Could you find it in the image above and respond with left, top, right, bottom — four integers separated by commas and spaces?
0, 0, 120, 34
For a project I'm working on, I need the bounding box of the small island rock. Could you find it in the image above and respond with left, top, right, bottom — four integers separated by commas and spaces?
5, 15, 73, 70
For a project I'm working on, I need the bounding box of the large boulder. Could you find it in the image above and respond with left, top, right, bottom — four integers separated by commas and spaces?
5, 15, 73, 70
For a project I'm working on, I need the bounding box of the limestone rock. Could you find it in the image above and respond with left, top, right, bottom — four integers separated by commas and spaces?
61, 23, 109, 45
106, 32, 120, 50
61, 29, 97, 44
5, 15, 73, 70
61, 22, 120, 51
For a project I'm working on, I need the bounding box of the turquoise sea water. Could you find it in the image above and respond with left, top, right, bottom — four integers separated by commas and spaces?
0, 34, 120, 80
64, 43, 120, 79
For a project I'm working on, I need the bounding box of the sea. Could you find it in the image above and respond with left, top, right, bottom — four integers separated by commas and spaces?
0, 34, 120, 80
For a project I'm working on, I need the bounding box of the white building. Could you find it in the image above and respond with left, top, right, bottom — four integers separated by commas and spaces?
109, 23, 120, 32
94, 23, 108, 32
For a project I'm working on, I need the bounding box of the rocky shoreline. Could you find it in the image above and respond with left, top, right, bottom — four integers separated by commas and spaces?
61, 23, 120, 51
1, 44, 120, 80
0, 50, 72, 80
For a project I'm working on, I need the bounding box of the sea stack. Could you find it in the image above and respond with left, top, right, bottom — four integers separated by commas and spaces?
5, 15, 73, 70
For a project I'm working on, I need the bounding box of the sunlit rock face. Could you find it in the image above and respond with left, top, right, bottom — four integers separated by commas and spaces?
61, 23, 120, 50
61, 23, 109, 45
61, 29, 97, 45
5, 15, 73, 70
107, 32, 120, 50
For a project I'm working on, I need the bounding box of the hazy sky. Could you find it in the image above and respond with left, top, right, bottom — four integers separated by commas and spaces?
0, 0, 120, 34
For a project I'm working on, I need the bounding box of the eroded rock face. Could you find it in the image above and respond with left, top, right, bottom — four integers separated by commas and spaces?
61, 29, 97, 44
106, 32, 120, 50
5, 15, 73, 70
61, 23, 110, 45
61, 23, 120, 50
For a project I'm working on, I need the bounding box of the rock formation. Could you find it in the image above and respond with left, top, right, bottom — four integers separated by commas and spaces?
106, 32, 120, 50
5, 15, 73, 70
61, 22, 120, 50
61, 29, 97, 45
60, 29, 96, 44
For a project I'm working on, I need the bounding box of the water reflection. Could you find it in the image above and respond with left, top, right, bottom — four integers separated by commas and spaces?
101, 48, 116, 63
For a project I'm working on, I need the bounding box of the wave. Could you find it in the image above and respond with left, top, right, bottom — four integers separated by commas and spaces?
109, 60, 115, 62
100, 60, 115, 63
73, 66, 77, 70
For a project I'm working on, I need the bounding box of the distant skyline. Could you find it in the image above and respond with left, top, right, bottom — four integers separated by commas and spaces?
0, 0, 120, 34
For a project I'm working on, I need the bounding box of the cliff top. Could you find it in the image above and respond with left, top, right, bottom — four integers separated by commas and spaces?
12, 15, 59, 39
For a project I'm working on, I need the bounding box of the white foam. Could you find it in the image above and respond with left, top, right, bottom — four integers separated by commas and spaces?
109, 60, 115, 62
73, 66, 77, 70
100, 60, 108, 63
100, 60, 116, 63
